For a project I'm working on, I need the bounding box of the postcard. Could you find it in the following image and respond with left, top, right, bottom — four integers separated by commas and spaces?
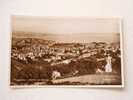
10, 16, 124, 87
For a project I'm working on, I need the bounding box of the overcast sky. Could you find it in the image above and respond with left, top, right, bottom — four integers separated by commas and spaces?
12, 16, 120, 34
12, 16, 121, 43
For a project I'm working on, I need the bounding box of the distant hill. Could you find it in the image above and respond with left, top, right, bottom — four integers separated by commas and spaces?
12, 31, 49, 38
12, 31, 120, 43
12, 37, 55, 47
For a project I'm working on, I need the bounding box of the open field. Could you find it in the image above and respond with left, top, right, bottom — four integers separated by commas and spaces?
52, 73, 121, 85
11, 73, 121, 85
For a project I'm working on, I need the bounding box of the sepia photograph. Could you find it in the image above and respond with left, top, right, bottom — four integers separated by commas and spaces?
10, 16, 124, 87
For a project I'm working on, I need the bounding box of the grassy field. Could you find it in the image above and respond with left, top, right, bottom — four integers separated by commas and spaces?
11, 73, 121, 85
52, 73, 121, 85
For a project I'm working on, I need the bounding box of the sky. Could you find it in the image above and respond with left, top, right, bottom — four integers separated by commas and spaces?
12, 16, 121, 43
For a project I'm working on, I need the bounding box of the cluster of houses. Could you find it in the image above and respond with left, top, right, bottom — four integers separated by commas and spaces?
11, 39, 121, 76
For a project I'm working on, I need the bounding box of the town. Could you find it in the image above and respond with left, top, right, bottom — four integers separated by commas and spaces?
11, 37, 121, 85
